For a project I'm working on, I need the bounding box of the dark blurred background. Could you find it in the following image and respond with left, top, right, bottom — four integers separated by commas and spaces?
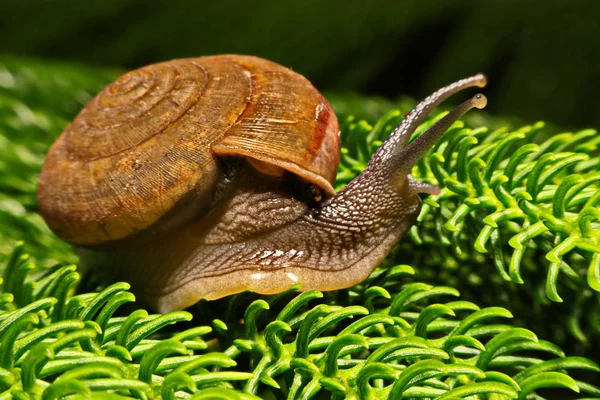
0, 0, 598, 129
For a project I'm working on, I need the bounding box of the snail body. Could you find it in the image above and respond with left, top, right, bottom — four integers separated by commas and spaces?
38, 55, 487, 312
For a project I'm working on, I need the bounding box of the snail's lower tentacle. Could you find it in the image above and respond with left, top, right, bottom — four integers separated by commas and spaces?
407, 177, 440, 195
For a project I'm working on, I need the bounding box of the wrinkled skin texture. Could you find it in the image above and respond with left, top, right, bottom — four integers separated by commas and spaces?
83, 163, 421, 312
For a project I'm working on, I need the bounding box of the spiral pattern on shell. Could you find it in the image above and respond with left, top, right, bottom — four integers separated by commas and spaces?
67, 61, 208, 161
38, 55, 340, 246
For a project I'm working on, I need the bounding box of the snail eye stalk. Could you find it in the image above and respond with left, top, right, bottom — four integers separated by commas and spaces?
399, 93, 487, 173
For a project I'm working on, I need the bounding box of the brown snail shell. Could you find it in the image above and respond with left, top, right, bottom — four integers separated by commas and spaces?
38, 55, 340, 246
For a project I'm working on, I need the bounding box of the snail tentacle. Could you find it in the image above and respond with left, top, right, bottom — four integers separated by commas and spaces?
397, 93, 487, 173
375, 73, 486, 156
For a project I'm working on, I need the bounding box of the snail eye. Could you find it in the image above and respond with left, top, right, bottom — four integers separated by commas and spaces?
304, 183, 323, 204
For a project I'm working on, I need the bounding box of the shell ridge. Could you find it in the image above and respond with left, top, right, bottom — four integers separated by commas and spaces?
67, 62, 209, 162
206, 57, 255, 152
84, 70, 165, 129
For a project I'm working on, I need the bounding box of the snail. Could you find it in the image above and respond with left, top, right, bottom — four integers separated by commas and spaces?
37, 55, 487, 312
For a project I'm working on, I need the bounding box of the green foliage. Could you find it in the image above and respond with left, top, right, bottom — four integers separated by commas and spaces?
1, 57, 600, 397
339, 110, 600, 293
2, 244, 599, 399
335, 106, 600, 346
0, 56, 119, 266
